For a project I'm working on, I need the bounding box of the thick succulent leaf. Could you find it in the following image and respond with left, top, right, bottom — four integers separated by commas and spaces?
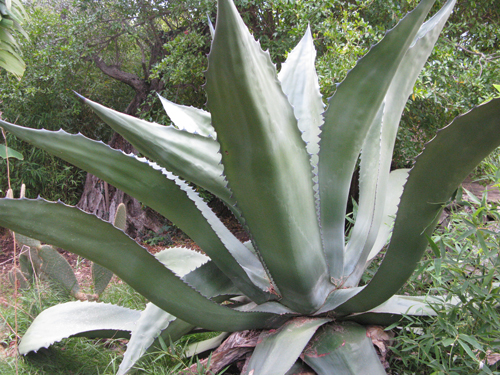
343, 0, 456, 286
206, 0, 329, 314
343, 104, 385, 283
313, 287, 364, 316
318, 0, 436, 281
154, 247, 209, 276
182, 260, 241, 298
245, 317, 330, 375
18, 302, 140, 354
236, 301, 298, 315
78, 95, 234, 207
118, 246, 217, 375
92, 203, 126, 296
0, 144, 23, 159
285, 361, 315, 375
345, 295, 458, 326
156, 318, 195, 347
0, 121, 272, 302
302, 322, 386, 375
155, 246, 239, 297
367, 169, 409, 262
278, 26, 324, 173
158, 94, 216, 138
184, 332, 230, 357
0, 198, 289, 331
338, 98, 500, 314
37, 245, 83, 300
118, 303, 176, 375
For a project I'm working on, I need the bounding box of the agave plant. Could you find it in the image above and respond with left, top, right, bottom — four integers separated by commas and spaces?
1, 0, 500, 373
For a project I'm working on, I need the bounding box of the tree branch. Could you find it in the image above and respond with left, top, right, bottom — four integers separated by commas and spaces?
91, 55, 147, 93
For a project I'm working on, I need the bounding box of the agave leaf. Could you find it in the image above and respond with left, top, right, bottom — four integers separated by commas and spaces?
18, 301, 140, 354
339, 98, 500, 314
343, 103, 385, 281
158, 94, 216, 138
0, 198, 289, 331
155, 246, 239, 297
78, 95, 234, 207
0, 143, 23, 159
119, 252, 241, 375
367, 169, 409, 262
206, 0, 329, 314
0, 121, 272, 302
236, 301, 298, 315
345, 295, 459, 326
318, 0, 437, 281
302, 322, 386, 375
245, 317, 330, 375
278, 26, 324, 173
182, 260, 240, 298
343, 0, 456, 286
285, 361, 315, 375
118, 303, 177, 375
313, 287, 364, 316
92, 203, 126, 296
118, 249, 210, 375
154, 247, 210, 276
184, 332, 230, 358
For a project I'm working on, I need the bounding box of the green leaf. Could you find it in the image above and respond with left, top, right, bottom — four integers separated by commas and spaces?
118, 247, 215, 375
206, 0, 329, 314
0, 120, 272, 302
18, 302, 140, 354
367, 169, 409, 262
118, 303, 177, 375
154, 247, 209, 277
278, 26, 324, 173
184, 332, 230, 357
345, 295, 455, 325
338, 98, 500, 314
0, 143, 23, 159
79, 95, 233, 207
344, 0, 456, 287
0, 198, 289, 331
0, 46, 24, 77
158, 94, 216, 138
318, 0, 438, 281
302, 322, 386, 375
245, 317, 330, 375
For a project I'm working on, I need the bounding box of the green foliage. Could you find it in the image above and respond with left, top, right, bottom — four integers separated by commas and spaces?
390, 188, 500, 374
0, 0, 27, 78
0, 2, 132, 203
0, 0, 500, 374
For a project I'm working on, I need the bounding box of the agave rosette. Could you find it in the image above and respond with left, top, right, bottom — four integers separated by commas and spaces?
1, 0, 500, 373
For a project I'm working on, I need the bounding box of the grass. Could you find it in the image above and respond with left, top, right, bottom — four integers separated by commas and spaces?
386, 188, 500, 374
0, 272, 215, 374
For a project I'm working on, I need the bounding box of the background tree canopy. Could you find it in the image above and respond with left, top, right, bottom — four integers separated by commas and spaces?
0, 0, 499, 203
